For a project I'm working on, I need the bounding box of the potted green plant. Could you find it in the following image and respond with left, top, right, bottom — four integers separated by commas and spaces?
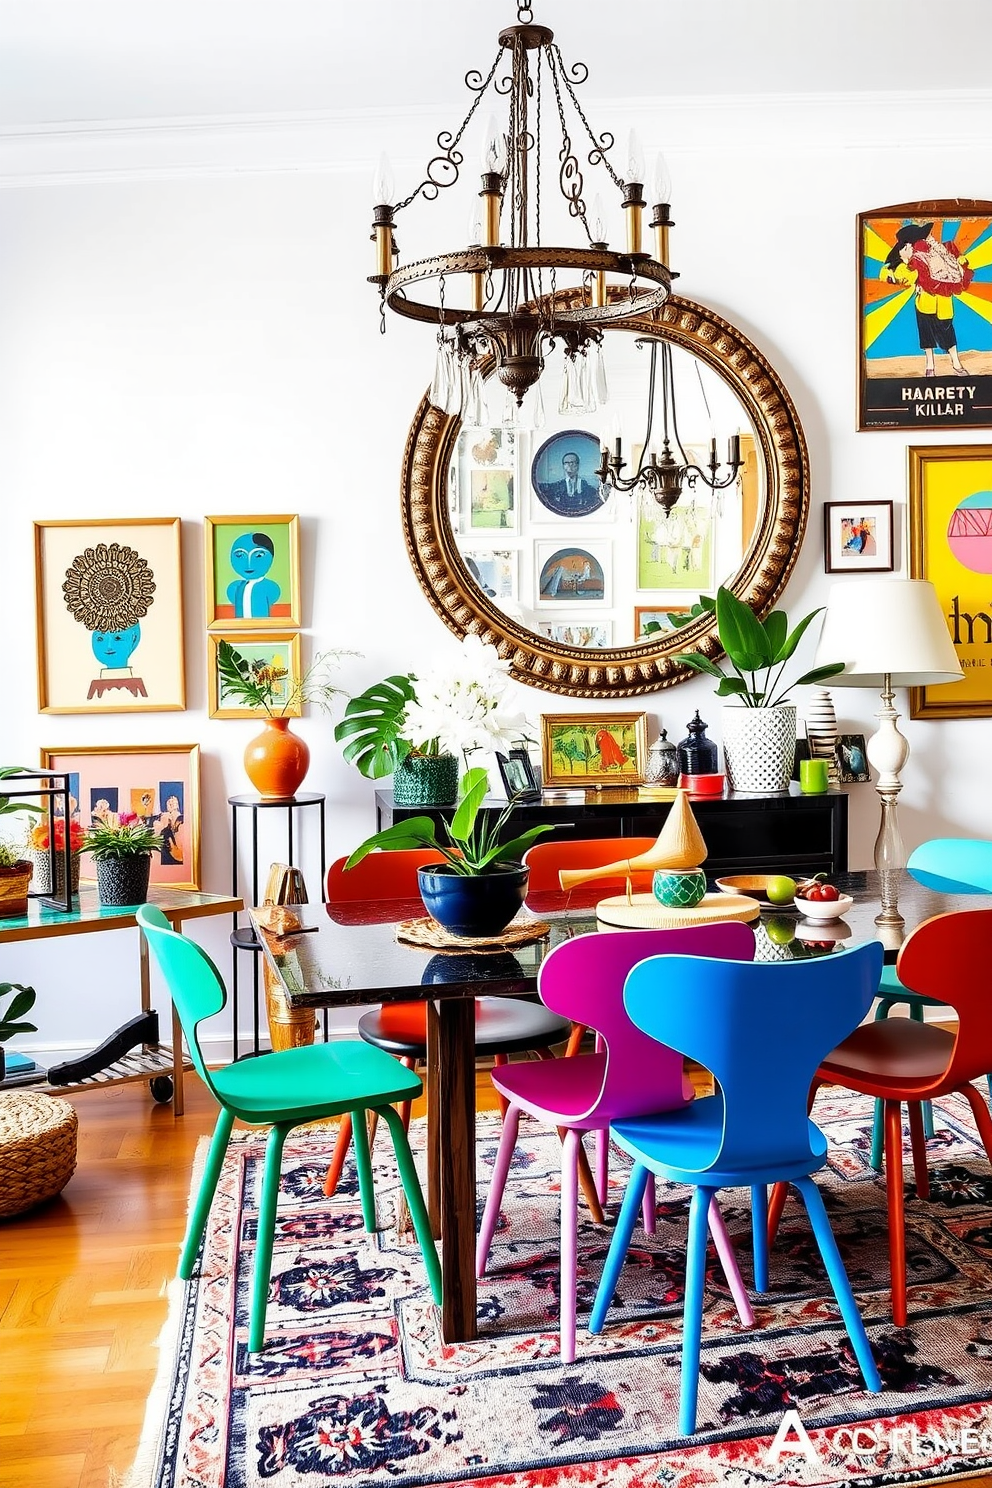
345, 766, 552, 936
0, 982, 38, 1083
84, 813, 162, 907
657, 587, 844, 792
335, 635, 524, 809
216, 640, 353, 800
0, 768, 44, 917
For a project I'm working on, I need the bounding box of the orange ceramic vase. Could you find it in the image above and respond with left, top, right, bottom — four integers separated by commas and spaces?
244, 717, 310, 801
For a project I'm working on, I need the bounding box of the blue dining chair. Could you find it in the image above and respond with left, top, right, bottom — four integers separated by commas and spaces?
868, 837, 992, 1169
588, 942, 884, 1435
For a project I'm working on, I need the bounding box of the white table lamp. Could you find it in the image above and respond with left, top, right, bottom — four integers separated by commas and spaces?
813, 578, 963, 927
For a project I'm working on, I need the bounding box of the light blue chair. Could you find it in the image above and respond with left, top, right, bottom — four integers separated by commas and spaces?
869, 838, 992, 1169
588, 943, 884, 1435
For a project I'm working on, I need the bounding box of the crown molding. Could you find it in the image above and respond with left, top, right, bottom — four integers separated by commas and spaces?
0, 89, 990, 186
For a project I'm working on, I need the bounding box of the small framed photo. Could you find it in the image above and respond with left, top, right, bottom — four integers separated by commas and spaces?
539, 621, 613, 649
791, 737, 811, 782
205, 515, 301, 628
459, 547, 518, 600
39, 744, 201, 890
541, 712, 647, 787
634, 605, 691, 641
34, 518, 185, 714
496, 748, 541, 802
535, 542, 610, 605
836, 734, 871, 783
823, 501, 894, 573
207, 631, 303, 719
531, 429, 610, 519
469, 469, 515, 531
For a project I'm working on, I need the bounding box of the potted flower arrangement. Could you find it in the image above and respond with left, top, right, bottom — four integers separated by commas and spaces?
0, 767, 44, 917
335, 634, 523, 807
216, 641, 353, 800
345, 766, 552, 936
25, 816, 86, 897
0, 982, 37, 1084
660, 587, 844, 792
84, 813, 162, 907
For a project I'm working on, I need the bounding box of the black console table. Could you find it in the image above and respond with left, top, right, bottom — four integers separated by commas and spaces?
375, 785, 848, 878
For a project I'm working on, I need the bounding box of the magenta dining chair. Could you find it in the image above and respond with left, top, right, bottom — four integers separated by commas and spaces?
476, 923, 758, 1361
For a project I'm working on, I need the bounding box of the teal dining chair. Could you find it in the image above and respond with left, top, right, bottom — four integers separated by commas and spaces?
868, 837, 992, 1168
136, 905, 441, 1352
589, 943, 884, 1435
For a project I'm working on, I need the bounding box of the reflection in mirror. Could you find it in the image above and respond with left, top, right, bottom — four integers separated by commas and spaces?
448, 331, 763, 649
401, 295, 810, 699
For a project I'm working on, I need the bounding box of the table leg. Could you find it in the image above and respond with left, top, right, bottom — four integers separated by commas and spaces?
427, 997, 477, 1343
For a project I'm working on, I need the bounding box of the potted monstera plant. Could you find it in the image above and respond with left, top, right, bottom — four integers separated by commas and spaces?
662, 588, 844, 792
344, 766, 552, 937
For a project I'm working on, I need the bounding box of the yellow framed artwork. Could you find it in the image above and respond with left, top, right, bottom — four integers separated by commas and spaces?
204, 515, 301, 629
207, 631, 303, 719
34, 518, 185, 714
909, 443, 992, 718
541, 712, 647, 787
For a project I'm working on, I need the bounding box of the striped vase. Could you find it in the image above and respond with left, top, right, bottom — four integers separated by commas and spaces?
804, 688, 840, 786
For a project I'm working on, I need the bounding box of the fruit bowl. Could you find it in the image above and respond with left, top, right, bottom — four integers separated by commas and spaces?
795, 892, 853, 923
715, 874, 796, 908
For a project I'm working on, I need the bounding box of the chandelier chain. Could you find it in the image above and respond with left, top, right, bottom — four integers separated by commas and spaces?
392, 51, 503, 214
553, 43, 623, 190
516, 1, 534, 20
546, 47, 591, 240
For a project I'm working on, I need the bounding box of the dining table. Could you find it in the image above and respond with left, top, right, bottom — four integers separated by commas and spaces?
251, 868, 988, 1344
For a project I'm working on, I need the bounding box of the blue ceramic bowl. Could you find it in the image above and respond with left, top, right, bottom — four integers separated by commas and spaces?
418, 863, 529, 938
652, 867, 707, 909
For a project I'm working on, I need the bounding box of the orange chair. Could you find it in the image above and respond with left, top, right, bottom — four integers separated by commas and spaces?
768, 908, 992, 1326
321, 848, 589, 1206
523, 836, 658, 895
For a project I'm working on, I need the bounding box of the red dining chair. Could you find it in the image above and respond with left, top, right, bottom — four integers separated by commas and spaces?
768, 909, 992, 1326
320, 848, 598, 1211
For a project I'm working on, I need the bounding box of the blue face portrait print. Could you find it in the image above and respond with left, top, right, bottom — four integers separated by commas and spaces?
91, 624, 141, 668
227, 531, 281, 618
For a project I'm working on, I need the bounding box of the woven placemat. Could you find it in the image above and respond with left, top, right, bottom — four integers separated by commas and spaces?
595, 891, 761, 930
396, 915, 552, 952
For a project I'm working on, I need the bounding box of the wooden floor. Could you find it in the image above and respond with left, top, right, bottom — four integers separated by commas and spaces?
0, 1072, 985, 1488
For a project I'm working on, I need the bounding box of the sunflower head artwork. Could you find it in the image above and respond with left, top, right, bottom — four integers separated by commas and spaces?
63, 543, 156, 700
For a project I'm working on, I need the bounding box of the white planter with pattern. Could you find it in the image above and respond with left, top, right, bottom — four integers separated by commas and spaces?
721, 703, 797, 793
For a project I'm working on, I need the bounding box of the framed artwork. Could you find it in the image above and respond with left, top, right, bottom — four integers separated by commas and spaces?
459, 548, 518, 600
637, 502, 714, 590
531, 429, 610, 518
39, 745, 201, 890
541, 712, 647, 786
34, 518, 185, 715
858, 200, 992, 431
909, 443, 992, 718
823, 501, 895, 573
535, 543, 609, 604
205, 515, 301, 628
634, 605, 690, 639
207, 631, 303, 719
539, 622, 613, 649
495, 748, 541, 802
469, 468, 515, 531
835, 734, 870, 784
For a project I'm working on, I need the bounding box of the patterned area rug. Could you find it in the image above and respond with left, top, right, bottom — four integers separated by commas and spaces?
135, 1089, 992, 1488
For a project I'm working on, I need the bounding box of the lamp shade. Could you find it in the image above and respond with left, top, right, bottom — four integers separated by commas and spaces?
812, 578, 964, 688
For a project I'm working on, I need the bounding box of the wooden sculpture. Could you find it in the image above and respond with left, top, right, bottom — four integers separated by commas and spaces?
558, 789, 708, 892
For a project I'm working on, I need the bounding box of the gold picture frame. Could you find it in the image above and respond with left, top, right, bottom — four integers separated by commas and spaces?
908, 443, 992, 719
207, 631, 303, 720
39, 744, 201, 891
34, 517, 185, 714
204, 515, 302, 629
541, 712, 647, 787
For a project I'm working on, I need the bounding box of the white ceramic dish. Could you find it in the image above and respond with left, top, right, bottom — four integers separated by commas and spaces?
795, 892, 853, 923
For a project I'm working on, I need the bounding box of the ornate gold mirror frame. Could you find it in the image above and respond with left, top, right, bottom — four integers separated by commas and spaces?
401, 294, 810, 699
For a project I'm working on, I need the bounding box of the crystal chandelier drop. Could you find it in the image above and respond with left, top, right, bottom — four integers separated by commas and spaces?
369, 1, 675, 412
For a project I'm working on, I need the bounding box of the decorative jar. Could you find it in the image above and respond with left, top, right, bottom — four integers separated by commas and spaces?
645, 729, 679, 786
652, 867, 707, 909
676, 712, 719, 777
244, 717, 311, 801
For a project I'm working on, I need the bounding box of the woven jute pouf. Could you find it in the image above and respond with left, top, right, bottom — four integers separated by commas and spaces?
0, 1091, 78, 1219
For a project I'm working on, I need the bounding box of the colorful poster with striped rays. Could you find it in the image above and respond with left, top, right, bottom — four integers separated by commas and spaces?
858, 200, 992, 430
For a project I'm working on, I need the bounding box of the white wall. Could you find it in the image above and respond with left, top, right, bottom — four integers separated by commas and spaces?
3, 89, 991, 1058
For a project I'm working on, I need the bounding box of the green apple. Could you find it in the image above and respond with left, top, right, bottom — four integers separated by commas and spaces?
765, 874, 796, 905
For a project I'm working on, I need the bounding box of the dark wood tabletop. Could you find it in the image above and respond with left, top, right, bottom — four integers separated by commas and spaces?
251, 869, 988, 1343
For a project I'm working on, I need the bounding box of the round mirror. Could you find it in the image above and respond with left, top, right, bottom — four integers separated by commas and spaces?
401, 295, 809, 699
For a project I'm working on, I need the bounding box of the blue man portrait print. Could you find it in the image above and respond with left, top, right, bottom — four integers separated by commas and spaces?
62, 541, 155, 702
532, 429, 610, 519
227, 532, 281, 619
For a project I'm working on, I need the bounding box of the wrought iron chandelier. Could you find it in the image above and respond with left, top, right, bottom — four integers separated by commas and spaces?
369, 1, 675, 409
597, 338, 744, 512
